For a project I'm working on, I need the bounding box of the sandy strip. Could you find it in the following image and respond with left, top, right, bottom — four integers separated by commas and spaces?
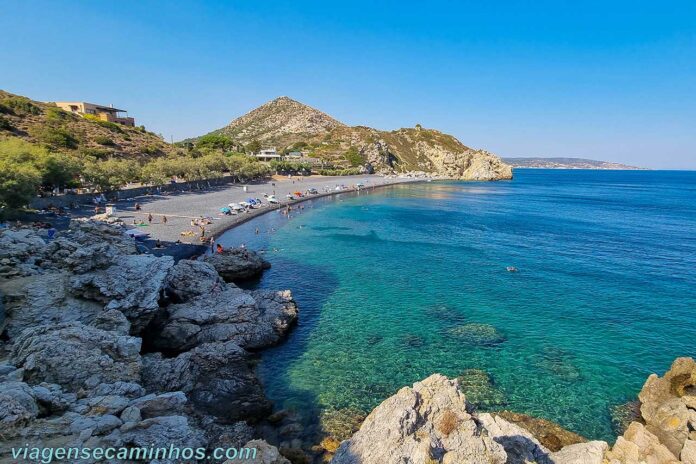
106, 175, 422, 259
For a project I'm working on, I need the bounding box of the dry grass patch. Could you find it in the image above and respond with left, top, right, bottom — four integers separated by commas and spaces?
436, 409, 460, 437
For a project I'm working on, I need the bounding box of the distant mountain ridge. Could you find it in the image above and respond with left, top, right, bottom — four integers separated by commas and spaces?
503, 157, 644, 170
204, 97, 513, 180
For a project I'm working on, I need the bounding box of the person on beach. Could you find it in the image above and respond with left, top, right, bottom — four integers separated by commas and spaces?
162, 215, 168, 225
135, 203, 141, 211
148, 213, 153, 223
216, 243, 224, 253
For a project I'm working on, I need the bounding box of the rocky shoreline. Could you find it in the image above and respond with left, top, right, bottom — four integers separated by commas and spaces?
1, 220, 694, 464
0, 220, 300, 463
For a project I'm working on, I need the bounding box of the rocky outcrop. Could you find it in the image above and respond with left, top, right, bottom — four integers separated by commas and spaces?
0, 272, 129, 338
142, 341, 271, 422
331, 374, 508, 464
203, 247, 271, 282
152, 286, 297, 353
10, 322, 142, 391
332, 359, 696, 464
0, 221, 299, 463
164, 258, 224, 302
70, 254, 174, 333
328, 373, 607, 464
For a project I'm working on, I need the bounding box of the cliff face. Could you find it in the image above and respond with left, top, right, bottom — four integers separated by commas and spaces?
208, 97, 513, 180
330, 358, 696, 464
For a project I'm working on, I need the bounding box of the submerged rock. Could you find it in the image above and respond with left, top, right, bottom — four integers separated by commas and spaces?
491, 411, 587, 452
400, 333, 425, 348
204, 247, 271, 282
456, 368, 507, 409
319, 407, 368, 442
534, 346, 583, 382
445, 323, 506, 347
610, 400, 643, 436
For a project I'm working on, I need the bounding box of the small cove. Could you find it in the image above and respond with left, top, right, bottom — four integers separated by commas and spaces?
216, 169, 696, 441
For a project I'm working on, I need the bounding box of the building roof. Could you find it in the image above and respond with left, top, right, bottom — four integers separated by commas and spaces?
56, 101, 128, 113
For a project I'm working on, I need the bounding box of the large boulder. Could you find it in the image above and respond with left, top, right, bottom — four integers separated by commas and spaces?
98, 415, 207, 463
0, 381, 40, 427
142, 341, 271, 422
478, 412, 552, 463
549, 441, 608, 464
638, 357, 696, 457
605, 422, 679, 463
0, 228, 46, 277
164, 259, 225, 302
10, 322, 141, 392
1, 272, 129, 340
223, 439, 290, 464
331, 374, 508, 464
152, 287, 297, 353
203, 248, 271, 282
70, 254, 174, 333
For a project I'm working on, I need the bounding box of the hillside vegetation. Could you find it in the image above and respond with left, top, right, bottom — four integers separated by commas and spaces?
0, 90, 270, 210
205, 96, 512, 180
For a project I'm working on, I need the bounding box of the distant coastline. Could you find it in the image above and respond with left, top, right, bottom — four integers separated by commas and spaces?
503, 157, 644, 170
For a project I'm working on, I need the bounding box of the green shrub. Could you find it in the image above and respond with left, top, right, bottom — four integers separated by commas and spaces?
96, 120, 124, 133
0, 96, 41, 115
94, 135, 116, 146
0, 116, 13, 131
45, 106, 69, 122
78, 148, 112, 160
270, 160, 312, 175
196, 133, 236, 152
83, 114, 124, 133
30, 126, 79, 149
0, 160, 41, 208
141, 144, 161, 156
317, 167, 362, 176
343, 146, 364, 167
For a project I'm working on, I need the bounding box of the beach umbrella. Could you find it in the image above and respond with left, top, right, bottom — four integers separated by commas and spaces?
220, 207, 231, 213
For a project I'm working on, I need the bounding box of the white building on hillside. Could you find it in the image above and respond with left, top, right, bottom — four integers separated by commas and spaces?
255, 148, 281, 162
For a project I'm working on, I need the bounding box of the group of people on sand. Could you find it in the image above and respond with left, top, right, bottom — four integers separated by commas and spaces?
132, 203, 168, 226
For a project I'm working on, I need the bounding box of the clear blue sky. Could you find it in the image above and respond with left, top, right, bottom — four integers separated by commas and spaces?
2, 1, 695, 169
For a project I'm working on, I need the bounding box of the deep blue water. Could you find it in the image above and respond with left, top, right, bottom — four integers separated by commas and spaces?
217, 169, 696, 440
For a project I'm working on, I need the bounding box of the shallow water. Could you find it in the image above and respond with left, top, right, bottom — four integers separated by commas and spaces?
217, 170, 696, 440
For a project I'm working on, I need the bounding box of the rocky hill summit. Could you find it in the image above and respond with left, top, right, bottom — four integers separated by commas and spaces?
206, 97, 513, 181
218, 96, 346, 143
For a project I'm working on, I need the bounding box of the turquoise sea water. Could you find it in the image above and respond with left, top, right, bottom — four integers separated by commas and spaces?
217, 169, 696, 440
